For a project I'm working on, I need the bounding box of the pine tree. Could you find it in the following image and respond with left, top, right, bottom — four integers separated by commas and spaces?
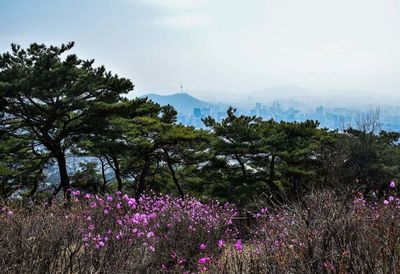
0, 42, 133, 199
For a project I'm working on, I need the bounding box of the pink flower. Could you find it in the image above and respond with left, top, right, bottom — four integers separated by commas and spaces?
128, 198, 137, 208
84, 193, 91, 199
89, 202, 96, 208
147, 231, 155, 238
218, 240, 225, 249
384, 200, 390, 205
199, 243, 206, 251
255, 207, 269, 218
104, 209, 109, 215
116, 232, 123, 240
234, 240, 242, 251
6, 210, 13, 217
107, 195, 113, 202
198, 257, 211, 265
390, 181, 396, 188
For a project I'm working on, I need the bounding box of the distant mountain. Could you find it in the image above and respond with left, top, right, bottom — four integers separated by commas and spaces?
250, 85, 316, 99
141, 93, 215, 114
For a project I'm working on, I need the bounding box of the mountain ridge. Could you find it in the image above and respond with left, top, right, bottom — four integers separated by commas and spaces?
140, 92, 215, 114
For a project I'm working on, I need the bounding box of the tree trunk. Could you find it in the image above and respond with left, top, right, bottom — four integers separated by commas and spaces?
136, 155, 151, 200
268, 154, 281, 195
269, 154, 276, 186
54, 150, 71, 201
112, 156, 123, 192
29, 167, 43, 198
164, 150, 184, 199
99, 157, 108, 193
234, 153, 246, 176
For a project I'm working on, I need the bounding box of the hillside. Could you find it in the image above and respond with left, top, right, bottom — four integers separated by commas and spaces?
141, 93, 214, 114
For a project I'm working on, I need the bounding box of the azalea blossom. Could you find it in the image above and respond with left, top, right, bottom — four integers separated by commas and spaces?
218, 240, 225, 249
147, 231, 155, 238
198, 257, 211, 265
384, 200, 389, 205
234, 240, 243, 251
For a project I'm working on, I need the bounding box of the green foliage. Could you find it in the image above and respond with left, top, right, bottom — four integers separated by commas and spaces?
76, 97, 210, 198
1, 42, 400, 206
341, 127, 400, 195
0, 42, 133, 196
0, 131, 49, 199
202, 108, 328, 204
71, 162, 102, 193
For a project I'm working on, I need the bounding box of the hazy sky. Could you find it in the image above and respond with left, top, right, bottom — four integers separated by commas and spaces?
1, 0, 400, 100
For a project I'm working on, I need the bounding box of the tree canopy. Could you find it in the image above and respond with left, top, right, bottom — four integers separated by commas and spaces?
0, 42, 133, 199
1, 42, 400, 206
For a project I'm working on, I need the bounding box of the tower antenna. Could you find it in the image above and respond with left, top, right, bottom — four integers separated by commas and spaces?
180, 83, 183, 94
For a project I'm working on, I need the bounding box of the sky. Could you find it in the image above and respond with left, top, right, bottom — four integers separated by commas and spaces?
1, 0, 400, 101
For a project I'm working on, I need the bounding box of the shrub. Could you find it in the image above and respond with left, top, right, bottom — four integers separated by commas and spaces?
214, 189, 400, 273
0, 193, 237, 273
3, 185, 400, 273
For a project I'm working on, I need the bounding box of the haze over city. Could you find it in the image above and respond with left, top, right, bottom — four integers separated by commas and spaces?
1, 0, 400, 103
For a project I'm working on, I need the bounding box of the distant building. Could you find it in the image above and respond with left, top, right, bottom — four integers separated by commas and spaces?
201, 108, 211, 117
193, 108, 202, 118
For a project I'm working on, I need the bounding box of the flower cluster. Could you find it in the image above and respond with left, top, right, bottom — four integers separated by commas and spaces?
2, 182, 400, 273
211, 182, 400, 273
72, 192, 238, 271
